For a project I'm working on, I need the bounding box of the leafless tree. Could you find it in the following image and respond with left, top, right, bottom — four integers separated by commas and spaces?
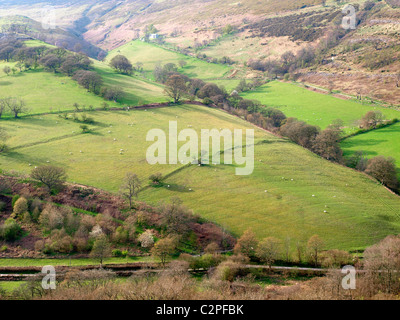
1, 97, 29, 118
120, 172, 141, 208
31, 165, 67, 191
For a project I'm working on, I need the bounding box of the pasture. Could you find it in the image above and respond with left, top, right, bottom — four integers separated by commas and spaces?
241, 81, 400, 133
341, 122, 400, 170
106, 40, 234, 84
1, 104, 400, 251
0, 62, 107, 115
0, 61, 167, 116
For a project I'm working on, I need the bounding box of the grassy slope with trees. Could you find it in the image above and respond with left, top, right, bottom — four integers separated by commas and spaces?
1, 103, 400, 251
241, 81, 400, 133
0, 32, 399, 253
106, 40, 236, 89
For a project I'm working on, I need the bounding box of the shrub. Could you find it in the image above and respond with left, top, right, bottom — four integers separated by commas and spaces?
214, 261, 242, 282
12, 196, 28, 219
138, 230, 155, 248
0, 218, 22, 241
149, 172, 163, 185
22, 212, 32, 224
34, 240, 45, 252
112, 249, 123, 257
203, 97, 213, 105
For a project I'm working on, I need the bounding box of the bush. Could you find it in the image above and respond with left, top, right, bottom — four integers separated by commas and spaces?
1, 245, 7, 252
0, 218, 22, 241
12, 196, 28, 219
112, 249, 123, 257
149, 173, 163, 185
214, 261, 242, 282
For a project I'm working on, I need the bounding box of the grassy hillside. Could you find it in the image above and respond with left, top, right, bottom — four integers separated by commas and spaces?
341, 122, 400, 170
1, 104, 400, 251
242, 81, 400, 133
0, 62, 107, 115
106, 40, 234, 85
0, 58, 166, 116
92, 59, 166, 106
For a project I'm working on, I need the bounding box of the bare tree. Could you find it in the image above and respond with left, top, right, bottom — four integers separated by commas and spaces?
120, 173, 141, 208
364, 235, 400, 295
31, 165, 67, 191
307, 235, 325, 266
2, 97, 29, 118
256, 237, 281, 270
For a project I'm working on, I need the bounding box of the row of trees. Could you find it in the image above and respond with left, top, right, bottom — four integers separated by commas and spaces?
7, 234, 400, 300
0, 39, 125, 103
159, 70, 400, 192
234, 229, 352, 268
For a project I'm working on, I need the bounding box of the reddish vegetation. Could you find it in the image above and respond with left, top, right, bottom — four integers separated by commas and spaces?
0, 176, 236, 258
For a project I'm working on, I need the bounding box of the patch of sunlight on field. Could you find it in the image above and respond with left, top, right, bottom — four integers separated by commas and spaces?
342, 122, 400, 172
242, 81, 400, 133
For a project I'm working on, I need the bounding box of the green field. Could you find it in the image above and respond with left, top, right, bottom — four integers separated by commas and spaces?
0, 59, 166, 116
1, 103, 400, 251
0, 256, 153, 267
342, 122, 400, 169
242, 81, 400, 133
107, 40, 235, 86
0, 281, 26, 293
0, 62, 108, 115
91, 59, 166, 106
